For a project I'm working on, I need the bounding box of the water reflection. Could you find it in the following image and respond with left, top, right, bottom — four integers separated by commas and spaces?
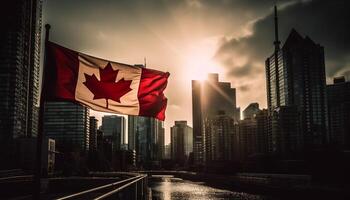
150, 177, 268, 200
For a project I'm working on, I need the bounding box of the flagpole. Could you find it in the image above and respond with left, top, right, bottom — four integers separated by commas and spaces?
33, 23, 51, 200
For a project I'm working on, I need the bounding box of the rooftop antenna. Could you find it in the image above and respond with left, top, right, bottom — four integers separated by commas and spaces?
274, 5, 281, 51
144, 57, 147, 68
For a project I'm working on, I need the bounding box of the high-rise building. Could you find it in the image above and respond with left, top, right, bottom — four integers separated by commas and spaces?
243, 103, 260, 120
256, 109, 269, 154
236, 108, 269, 161
96, 129, 104, 152
128, 116, 163, 168
265, 6, 328, 154
170, 121, 193, 164
43, 102, 90, 152
101, 115, 125, 151
192, 73, 238, 165
158, 123, 165, 160
0, 0, 42, 165
89, 116, 98, 151
238, 117, 258, 160
192, 80, 204, 165
163, 144, 171, 159
204, 112, 234, 162
327, 77, 350, 150
270, 106, 302, 155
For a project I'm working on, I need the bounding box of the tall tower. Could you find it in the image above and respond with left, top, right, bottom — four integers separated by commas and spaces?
266, 5, 286, 112
0, 0, 42, 167
265, 5, 328, 155
273, 5, 281, 52
192, 73, 238, 165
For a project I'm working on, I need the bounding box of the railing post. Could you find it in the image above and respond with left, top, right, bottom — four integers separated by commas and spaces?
135, 181, 138, 200
144, 176, 148, 200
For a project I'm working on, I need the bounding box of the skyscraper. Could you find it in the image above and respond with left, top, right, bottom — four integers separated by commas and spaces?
89, 116, 98, 151
192, 80, 204, 165
158, 122, 165, 161
243, 103, 260, 120
101, 115, 125, 151
128, 116, 164, 168
0, 0, 42, 164
204, 112, 234, 162
170, 121, 193, 165
192, 73, 238, 165
238, 117, 258, 160
43, 102, 90, 152
327, 77, 350, 150
265, 6, 328, 154
255, 109, 269, 154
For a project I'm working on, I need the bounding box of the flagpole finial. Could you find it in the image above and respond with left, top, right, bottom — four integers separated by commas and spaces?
45, 24, 51, 42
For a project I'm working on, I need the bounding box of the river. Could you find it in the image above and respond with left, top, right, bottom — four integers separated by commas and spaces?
149, 177, 277, 200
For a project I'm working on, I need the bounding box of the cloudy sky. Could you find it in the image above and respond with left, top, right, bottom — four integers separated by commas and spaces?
43, 0, 350, 144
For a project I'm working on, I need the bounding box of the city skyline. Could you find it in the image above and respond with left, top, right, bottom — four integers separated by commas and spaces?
1, 1, 350, 199
42, 0, 350, 144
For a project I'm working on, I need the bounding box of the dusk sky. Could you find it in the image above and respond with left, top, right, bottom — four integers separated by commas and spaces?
43, 0, 349, 144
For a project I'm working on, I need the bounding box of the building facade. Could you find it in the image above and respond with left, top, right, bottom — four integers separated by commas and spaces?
43, 102, 90, 152
170, 121, 193, 165
89, 116, 98, 151
327, 77, 350, 150
128, 116, 164, 168
265, 7, 328, 155
238, 117, 258, 160
255, 109, 269, 154
0, 0, 42, 166
101, 115, 125, 151
17, 137, 55, 174
243, 103, 260, 120
192, 73, 239, 165
204, 113, 234, 162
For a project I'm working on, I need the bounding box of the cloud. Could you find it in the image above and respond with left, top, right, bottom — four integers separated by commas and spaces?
213, 0, 350, 110
238, 84, 251, 92
215, 0, 350, 82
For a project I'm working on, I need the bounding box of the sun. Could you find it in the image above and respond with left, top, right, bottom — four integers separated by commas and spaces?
184, 42, 222, 81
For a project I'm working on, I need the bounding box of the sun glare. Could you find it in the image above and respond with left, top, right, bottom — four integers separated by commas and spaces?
184, 42, 222, 81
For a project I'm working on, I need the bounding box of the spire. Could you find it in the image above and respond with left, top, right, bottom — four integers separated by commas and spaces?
274, 5, 281, 51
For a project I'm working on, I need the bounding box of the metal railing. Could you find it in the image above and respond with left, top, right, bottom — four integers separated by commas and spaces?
56, 173, 148, 200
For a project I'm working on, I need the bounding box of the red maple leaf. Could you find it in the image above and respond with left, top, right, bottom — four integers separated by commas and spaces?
83, 62, 132, 108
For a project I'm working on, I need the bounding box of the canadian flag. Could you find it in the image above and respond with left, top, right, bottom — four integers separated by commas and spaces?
44, 41, 169, 120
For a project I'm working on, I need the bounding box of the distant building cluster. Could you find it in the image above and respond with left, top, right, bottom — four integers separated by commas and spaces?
186, 7, 350, 172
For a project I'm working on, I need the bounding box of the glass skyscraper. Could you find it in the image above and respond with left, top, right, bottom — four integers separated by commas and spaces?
0, 0, 42, 166
266, 6, 328, 154
327, 77, 350, 150
192, 73, 239, 165
128, 115, 164, 168
43, 102, 90, 152
101, 115, 125, 151
89, 116, 98, 151
170, 121, 193, 164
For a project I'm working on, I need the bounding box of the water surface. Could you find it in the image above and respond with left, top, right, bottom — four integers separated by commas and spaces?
149, 177, 275, 200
